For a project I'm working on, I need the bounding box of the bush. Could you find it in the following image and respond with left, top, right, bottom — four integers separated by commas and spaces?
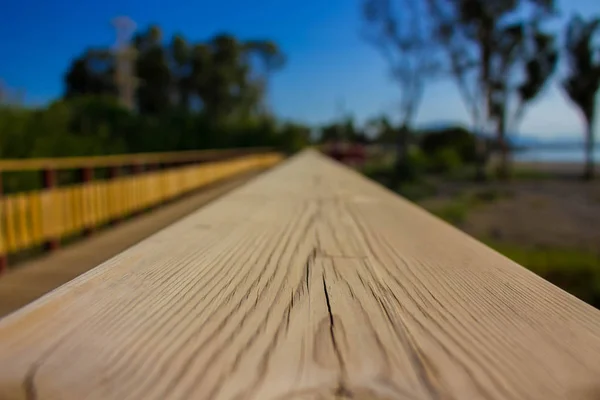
426, 148, 462, 174
419, 126, 477, 164
0, 99, 311, 162
394, 147, 427, 182
397, 180, 438, 202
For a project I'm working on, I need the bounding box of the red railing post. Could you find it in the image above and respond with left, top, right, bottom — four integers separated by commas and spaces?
109, 166, 120, 180
43, 168, 60, 252
132, 163, 144, 174
0, 171, 6, 273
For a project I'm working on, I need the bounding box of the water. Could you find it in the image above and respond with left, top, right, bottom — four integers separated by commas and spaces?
514, 148, 600, 163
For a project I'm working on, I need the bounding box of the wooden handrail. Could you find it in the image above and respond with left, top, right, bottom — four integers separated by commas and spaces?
0, 147, 272, 171
0, 150, 599, 399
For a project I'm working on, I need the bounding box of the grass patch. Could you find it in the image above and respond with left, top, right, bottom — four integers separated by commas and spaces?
426, 188, 511, 225
429, 201, 470, 224
510, 168, 554, 181
470, 187, 514, 205
362, 159, 439, 202
397, 181, 438, 202
362, 160, 396, 188
484, 240, 600, 308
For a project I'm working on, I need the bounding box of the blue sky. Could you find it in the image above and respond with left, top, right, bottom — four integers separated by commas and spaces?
1, 0, 598, 138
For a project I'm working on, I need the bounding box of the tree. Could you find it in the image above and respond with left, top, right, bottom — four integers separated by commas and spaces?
64, 26, 286, 123
562, 15, 600, 180
60, 24, 288, 153
489, 24, 558, 178
134, 25, 172, 115
363, 0, 440, 181
245, 40, 286, 113
319, 117, 365, 144
513, 29, 559, 130
427, 0, 557, 179
419, 125, 477, 163
365, 115, 396, 144
64, 49, 118, 98
170, 34, 192, 109
278, 122, 311, 154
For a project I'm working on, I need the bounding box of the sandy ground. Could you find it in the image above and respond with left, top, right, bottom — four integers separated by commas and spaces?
421, 178, 600, 253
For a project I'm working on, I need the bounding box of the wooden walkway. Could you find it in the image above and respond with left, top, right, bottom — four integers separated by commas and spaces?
1, 150, 600, 399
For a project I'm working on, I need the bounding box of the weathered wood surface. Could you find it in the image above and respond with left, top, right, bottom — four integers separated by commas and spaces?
0, 150, 600, 400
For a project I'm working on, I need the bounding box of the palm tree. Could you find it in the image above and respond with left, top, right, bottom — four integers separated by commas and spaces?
562, 15, 600, 180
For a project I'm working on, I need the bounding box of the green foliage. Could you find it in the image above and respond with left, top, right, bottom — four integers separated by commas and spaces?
562, 15, 600, 179
470, 187, 514, 204
363, 146, 428, 185
362, 158, 396, 187
64, 25, 285, 122
432, 201, 469, 224
319, 117, 367, 144
0, 107, 33, 159
0, 28, 309, 182
508, 168, 553, 181
419, 126, 477, 164
425, 187, 512, 225
426, 147, 462, 174
0, 100, 310, 193
397, 147, 429, 181
277, 123, 311, 154
430, 0, 558, 179
396, 180, 438, 202
563, 16, 600, 124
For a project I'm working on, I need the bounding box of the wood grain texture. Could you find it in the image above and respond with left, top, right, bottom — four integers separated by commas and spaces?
0, 150, 599, 400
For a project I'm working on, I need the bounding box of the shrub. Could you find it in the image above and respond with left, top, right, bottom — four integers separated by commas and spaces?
426, 148, 462, 174
419, 126, 477, 164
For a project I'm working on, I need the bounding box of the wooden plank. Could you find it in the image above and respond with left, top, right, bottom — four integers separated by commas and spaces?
0, 150, 599, 400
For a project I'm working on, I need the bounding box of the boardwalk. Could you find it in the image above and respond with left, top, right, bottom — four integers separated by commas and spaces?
0, 150, 600, 399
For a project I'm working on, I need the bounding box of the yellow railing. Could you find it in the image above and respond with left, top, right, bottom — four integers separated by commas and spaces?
0, 153, 282, 264
0, 147, 273, 171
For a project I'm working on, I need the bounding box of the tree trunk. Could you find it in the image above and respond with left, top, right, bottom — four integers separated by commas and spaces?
496, 110, 510, 181
498, 141, 510, 180
474, 32, 492, 183
584, 120, 595, 180
394, 125, 410, 184
474, 137, 487, 182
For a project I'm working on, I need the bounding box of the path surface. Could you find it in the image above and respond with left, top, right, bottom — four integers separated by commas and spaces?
0, 151, 600, 399
0, 173, 258, 318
